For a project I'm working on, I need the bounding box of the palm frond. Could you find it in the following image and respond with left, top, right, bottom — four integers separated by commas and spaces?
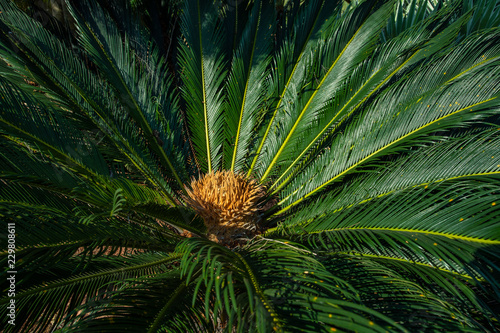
176, 237, 412, 332
275, 128, 500, 228
0, 0, 181, 203
0, 252, 182, 333
285, 180, 500, 291
269, 3, 464, 192
224, 0, 275, 172
322, 255, 499, 331
67, 0, 189, 188
255, 0, 394, 182
247, 0, 343, 177
462, 0, 500, 37
178, 0, 227, 173
0, 138, 203, 234
278, 29, 500, 212
60, 270, 211, 333
0, 78, 108, 177
382, 0, 439, 41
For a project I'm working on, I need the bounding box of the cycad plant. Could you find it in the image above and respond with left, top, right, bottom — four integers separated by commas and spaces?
1, 0, 500, 331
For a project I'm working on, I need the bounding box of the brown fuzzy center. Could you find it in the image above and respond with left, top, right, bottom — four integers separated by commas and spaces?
184, 170, 265, 245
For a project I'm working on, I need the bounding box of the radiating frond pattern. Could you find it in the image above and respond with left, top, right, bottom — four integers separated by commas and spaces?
1, 0, 499, 332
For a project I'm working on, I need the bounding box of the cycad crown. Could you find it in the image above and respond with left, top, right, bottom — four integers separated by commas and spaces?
0, 0, 499, 332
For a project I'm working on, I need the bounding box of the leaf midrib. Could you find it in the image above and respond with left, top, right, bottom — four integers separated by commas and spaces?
270, 54, 417, 192
197, 0, 212, 173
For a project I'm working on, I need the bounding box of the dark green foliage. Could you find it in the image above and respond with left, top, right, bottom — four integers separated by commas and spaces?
1, 0, 499, 331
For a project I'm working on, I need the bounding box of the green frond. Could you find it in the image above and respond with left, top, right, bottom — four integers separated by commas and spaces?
247, 0, 343, 177
67, 0, 189, 189
257, 0, 395, 182
0, 139, 202, 234
284, 180, 500, 291
322, 255, 499, 331
59, 270, 211, 333
273, 129, 500, 228
0, 253, 181, 333
278, 29, 500, 212
224, 0, 275, 172
176, 237, 412, 332
462, 0, 500, 36
0, 1, 182, 203
269, 3, 465, 192
0, 78, 108, 177
243, 239, 408, 332
382, 0, 440, 41
178, 0, 227, 173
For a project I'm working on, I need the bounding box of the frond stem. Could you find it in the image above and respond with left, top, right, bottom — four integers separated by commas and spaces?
198, 0, 212, 173
312, 227, 500, 245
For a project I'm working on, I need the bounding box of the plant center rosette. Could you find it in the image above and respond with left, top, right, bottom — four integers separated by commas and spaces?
184, 170, 266, 246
